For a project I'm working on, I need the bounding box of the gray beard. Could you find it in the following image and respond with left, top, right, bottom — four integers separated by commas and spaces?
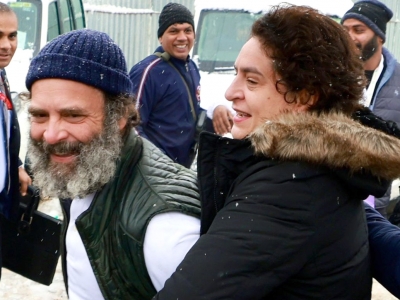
27, 120, 123, 199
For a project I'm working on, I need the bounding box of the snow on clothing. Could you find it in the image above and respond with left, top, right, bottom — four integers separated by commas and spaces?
0, 69, 20, 220
59, 130, 201, 300
155, 111, 400, 300
365, 203, 400, 298
129, 46, 202, 168
368, 48, 400, 215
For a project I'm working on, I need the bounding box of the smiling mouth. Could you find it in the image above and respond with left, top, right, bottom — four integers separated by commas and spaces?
49, 151, 79, 164
176, 45, 187, 49
53, 152, 77, 157
236, 112, 251, 117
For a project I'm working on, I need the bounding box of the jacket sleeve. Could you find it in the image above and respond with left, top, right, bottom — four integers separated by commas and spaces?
144, 212, 200, 291
129, 62, 158, 139
365, 203, 400, 298
154, 176, 316, 299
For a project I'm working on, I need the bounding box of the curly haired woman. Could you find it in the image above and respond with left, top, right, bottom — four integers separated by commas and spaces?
154, 4, 400, 300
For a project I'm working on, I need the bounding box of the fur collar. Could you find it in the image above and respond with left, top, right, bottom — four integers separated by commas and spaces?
250, 112, 400, 181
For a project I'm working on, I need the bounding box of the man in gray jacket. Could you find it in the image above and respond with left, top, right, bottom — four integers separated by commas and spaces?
342, 0, 400, 218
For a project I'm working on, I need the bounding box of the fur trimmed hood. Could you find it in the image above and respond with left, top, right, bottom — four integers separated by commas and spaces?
250, 111, 400, 181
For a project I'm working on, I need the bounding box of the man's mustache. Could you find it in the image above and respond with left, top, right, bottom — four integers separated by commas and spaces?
31, 139, 83, 156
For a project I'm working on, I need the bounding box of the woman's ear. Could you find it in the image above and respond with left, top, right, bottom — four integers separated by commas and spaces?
295, 89, 319, 111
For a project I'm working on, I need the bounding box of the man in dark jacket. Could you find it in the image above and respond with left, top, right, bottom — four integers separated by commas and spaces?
0, 2, 31, 278
24, 29, 201, 299
129, 3, 203, 168
365, 203, 400, 298
342, 0, 400, 218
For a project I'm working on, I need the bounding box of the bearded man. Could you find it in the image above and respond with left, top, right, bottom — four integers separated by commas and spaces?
342, 0, 400, 219
25, 29, 201, 300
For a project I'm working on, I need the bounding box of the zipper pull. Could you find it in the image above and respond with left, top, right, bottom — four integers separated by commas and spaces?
185, 63, 188, 72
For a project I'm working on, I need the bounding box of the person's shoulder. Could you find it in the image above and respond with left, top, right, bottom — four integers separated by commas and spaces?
234, 160, 341, 207
383, 48, 399, 67
188, 58, 198, 67
133, 55, 177, 76
382, 49, 400, 82
242, 159, 325, 182
130, 54, 163, 72
188, 58, 200, 73
140, 138, 196, 177
394, 59, 400, 71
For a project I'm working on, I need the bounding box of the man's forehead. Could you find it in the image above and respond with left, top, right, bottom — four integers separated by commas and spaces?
31, 78, 105, 94
29, 78, 106, 111
0, 10, 18, 20
167, 23, 193, 29
343, 18, 369, 28
0, 11, 18, 32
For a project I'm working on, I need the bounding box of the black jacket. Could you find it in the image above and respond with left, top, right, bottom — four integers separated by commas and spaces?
155, 112, 400, 300
0, 69, 20, 220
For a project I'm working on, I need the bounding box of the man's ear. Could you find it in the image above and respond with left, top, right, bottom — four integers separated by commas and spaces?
158, 37, 162, 44
118, 117, 128, 130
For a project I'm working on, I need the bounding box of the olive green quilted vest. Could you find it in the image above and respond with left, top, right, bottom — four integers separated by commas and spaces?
61, 131, 201, 299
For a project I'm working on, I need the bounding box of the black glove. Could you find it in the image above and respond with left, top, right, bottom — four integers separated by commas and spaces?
352, 107, 400, 139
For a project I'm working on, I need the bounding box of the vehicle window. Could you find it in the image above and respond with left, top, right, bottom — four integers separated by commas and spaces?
59, 0, 73, 33
70, 0, 85, 29
194, 10, 263, 72
8, 1, 40, 51
47, 2, 61, 41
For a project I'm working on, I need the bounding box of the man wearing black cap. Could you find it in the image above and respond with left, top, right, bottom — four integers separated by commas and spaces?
129, 2, 204, 168
342, 0, 400, 219
25, 29, 201, 299
0, 2, 32, 278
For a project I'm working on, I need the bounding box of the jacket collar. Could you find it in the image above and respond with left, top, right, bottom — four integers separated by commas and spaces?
197, 111, 400, 233
250, 111, 400, 181
155, 46, 190, 64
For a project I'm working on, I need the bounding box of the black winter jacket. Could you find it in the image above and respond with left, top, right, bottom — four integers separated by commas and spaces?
0, 69, 20, 220
155, 112, 400, 300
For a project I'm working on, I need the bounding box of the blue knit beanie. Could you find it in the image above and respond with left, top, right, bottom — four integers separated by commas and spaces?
26, 29, 132, 95
341, 0, 393, 42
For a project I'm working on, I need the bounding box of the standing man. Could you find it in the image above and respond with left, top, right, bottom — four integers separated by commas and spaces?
342, 0, 400, 218
0, 2, 31, 278
129, 2, 203, 168
25, 29, 200, 299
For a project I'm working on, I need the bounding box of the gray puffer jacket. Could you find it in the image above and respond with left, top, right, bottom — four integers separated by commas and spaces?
370, 48, 400, 215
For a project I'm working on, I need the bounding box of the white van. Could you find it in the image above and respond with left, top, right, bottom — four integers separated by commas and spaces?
193, 0, 354, 122
1, 0, 86, 110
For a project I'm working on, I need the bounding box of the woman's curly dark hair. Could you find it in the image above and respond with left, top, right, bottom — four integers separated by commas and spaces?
252, 4, 366, 115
